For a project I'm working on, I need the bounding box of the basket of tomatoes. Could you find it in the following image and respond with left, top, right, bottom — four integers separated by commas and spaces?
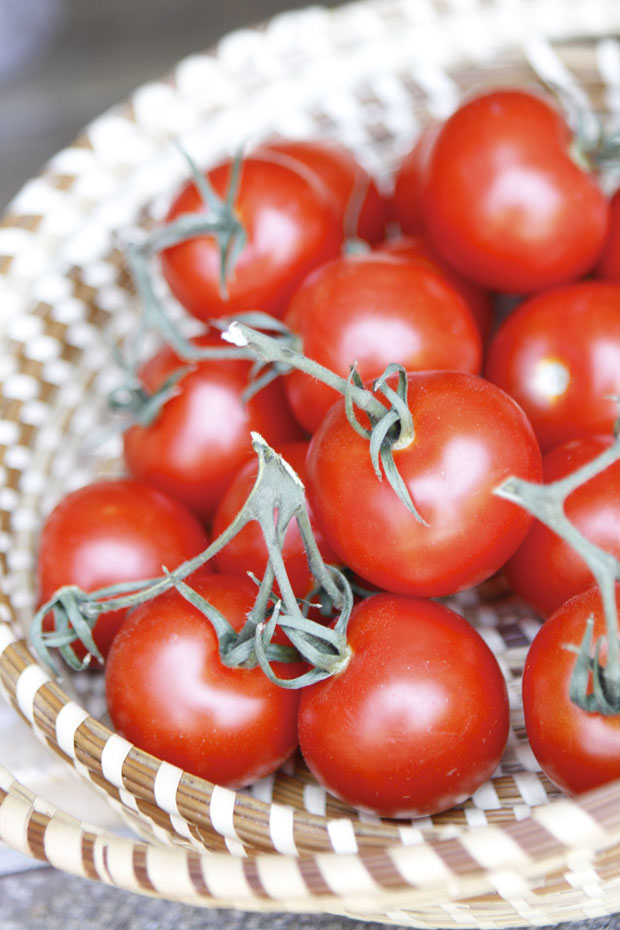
4, 0, 620, 926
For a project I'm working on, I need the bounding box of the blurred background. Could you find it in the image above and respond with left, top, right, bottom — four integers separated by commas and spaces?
0, 0, 343, 211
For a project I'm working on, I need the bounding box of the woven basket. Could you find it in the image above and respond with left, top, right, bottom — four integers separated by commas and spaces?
3, 0, 620, 925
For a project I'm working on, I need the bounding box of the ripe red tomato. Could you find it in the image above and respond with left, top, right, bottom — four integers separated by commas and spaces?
421, 88, 609, 292
105, 571, 300, 788
258, 138, 389, 244
36, 479, 209, 658
522, 584, 620, 795
506, 435, 620, 617
391, 122, 441, 235
160, 153, 343, 321
283, 252, 482, 433
305, 370, 542, 597
212, 441, 338, 597
298, 593, 509, 817
123, 334, 302, 520
377, 234, 493, 343
597, 187, 620, 282
484, 281, 620, 452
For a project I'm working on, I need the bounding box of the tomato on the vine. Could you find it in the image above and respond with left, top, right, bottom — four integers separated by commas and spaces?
160, 153, 343, 321
305, 370, 542, 597
484, 281, 620, 452
105, 571, 300, 788
122, 334, 302, 521
506, 435, 620, 617
298, 593, 509, 818
420, 88, 609, 292
283, 251, 482, 433
522, 584, 620, 795
36, 479, 209, 658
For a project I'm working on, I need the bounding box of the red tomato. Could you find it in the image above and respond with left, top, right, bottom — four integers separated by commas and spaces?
305, 370, 542, 597
212, 441, 338, 597
258, 138, 389, 243
36, 479, 209, 658
377, 234, 494, 343
298, 593, 509, 817
123, 334, 302, 521
421, 88, 609, 292
160, 153, 343, 321
522, 584, 620, 795
105, 571, 300, 788
283, 252, 482, 433
391, 122, 441, 235
484, 281, 620, 453
597, 187, 620, 282
506, 435, 620, 617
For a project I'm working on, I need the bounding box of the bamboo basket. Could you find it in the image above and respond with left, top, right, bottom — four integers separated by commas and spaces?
3, 0, 620, 926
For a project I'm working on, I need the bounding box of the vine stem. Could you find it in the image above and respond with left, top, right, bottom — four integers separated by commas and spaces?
30, 435, 352, 685
495, 435, 620, 713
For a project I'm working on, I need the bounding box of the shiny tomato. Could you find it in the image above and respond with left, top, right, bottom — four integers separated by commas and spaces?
522, 584, 620, 795
298, 593, 509, 817
506, 435, 620, 617
484, 281, 620, 452
36, 479, 209, 657
391, 122, 441, 236
160, 153, 343, 321
123, 334, 302, 521
258, 138, 389, 243
212, 441, 338, 597
105, 571, 300, 788
377, 234, 493, 343
597, 187, 620, 282
305, 370, 542, 597
283, 252, 482, 433
421, 88, 609, 292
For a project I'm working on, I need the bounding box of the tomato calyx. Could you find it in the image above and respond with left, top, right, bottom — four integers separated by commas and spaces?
30, 436, 352, 686
223, 321, 426, 522
496, 431, 620, 714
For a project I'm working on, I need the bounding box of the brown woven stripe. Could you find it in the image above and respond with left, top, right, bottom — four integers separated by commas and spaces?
132, 845, 157, 892
26, 810, 50, 862
359, 848, 411, 889
81, 832, 100, 881
187, 852, 211, 897
297, 856, 333, 897
241, 858, 271, 899
507, 815, 566, 860
434, 836, 482, 875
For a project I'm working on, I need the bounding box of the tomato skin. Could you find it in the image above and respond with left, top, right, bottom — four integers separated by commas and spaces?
122, 335, 302, 521
160, 154, 343, 321
105, 572, 300, 788
484, 281, 620, 453
298, 594, 509, 818
305, 370, 542, 597
597, 187, 620, 282
522, 584, 620, 795
391, 122, 441, 236
506, 436, 620, 617
421, 89, 609, 292
377, 234, 493, 344
258, 138, 389, 244
283, 252, 482, 434
36, 479, 209, 657
212, 441, 338, 597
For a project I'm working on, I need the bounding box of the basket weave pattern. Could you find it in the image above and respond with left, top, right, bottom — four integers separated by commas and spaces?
3, 1, 620, 925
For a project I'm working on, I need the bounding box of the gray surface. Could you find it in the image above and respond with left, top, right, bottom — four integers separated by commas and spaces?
1, 2, 619, 928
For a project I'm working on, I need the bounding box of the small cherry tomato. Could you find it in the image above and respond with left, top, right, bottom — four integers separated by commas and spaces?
123, 334, 302, 520
390, 122, 441, 236
522, 584, 620, 795
105, 571, 300, 788
298, 593, 509, 817
597, 187, 620, 282
484, 281, 620, 452
283, 252, 482, 434
36, 479, 209, 657
258, 138, 389, 243
421, 88, 609, 292
506, 435, 620, 617
305, 370, 542, 597
212, 441, 338, 597
160, 153, 343, 321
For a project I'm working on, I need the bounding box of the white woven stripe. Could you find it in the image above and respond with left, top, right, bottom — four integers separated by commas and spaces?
100, 733, 132, 787
209, 785, 240, 843
153, 761, 182, 816
514, 772, 549, 808
326, 818, 359, 854
303, 782, 326, 816
0, 794, 30, 856
0, 622, 16, 653
268, 803, 298, 856
389, 842, 453, 888
55, 702, 89, 759
15, 665, 49, 724
534, 800, 607, 849
44, 817, 88, 877
256, 855, 308, 901
315, 851, 380, 900
200, 853, 256, 902
460, 826, 530, 870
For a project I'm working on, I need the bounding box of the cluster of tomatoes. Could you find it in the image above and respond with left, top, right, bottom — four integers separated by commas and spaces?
34, 86, 620, 818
